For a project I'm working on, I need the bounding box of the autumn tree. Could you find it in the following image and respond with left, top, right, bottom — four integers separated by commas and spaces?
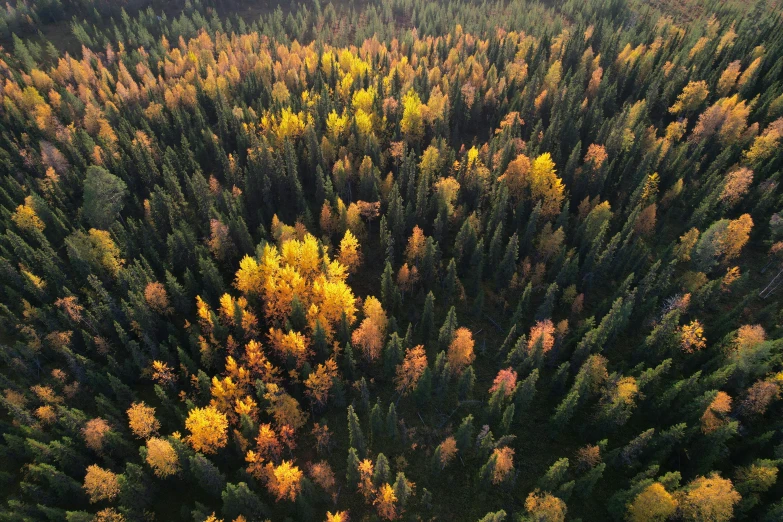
338, 230, 362, 273
720, 168, 753, 206
264, 383, 308, 431
701, 391, 732, 434
678, 473, 741, 522
405, 226, 427, 266
529, 153, 566, 218
524, 490, 567, 522
680, 320, 707, 353
490, 447, 515, 484
395, 345, 428, 395
739, 380, 780, 416
309, 460, 337, 498
400, 89, 424, 144
84, 465, 121, 503
145, 437, 180, 477
66, 229, 125, 277
448, 327, 475, 375
669, 81, 709, 114
305, 358, 339, 408
266, 460, 303, 502
489, 368, 518, 397
627, 483, 677, 522
12, 197, 45, 232
498, 154, 532, 201
185, 406, 229, 454
326, 511, 349, 522
352, 297, 388, 362
694, 215, 753, 271
82, 417, 111, 452
434, 436, 458, 470
144, 282, 171, 314
528, 320, 556, 356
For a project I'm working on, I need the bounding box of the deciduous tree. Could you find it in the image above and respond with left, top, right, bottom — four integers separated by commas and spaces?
186, 406, 229, 454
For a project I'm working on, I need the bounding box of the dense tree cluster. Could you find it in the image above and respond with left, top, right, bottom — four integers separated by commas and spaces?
1, 0, 783, 520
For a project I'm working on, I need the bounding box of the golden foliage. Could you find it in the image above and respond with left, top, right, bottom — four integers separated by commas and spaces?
500, 153, 564, 217
669, 80, 709, 114
733, 324, 766, 352
400, 89, 424, 144
146, 437, 180, 477
498, 154, 532, 201
94, 508, 126, 522
701, 391, 733, 434
679, 473, 741, 522
529, 153, 565, 218
575, 444, 602, 469
268, 328, 310, 367
524, 490, 567, 522
434, 177, 461, 216
680, 320, 707, 353
264, 383, 308, 431
351, 296, 387, 362
234, 232, 356, 340
447, 327, 475, 375
12, 197, 45, 232
721, 214, 753, 260
395, 345, 428, 395
491, 446, 515, 484
82, 417, 111, 452
675, 228, 700, 262
717, 60, 742, 96
252, 423, 283, 464
87, 229, 125, 276
528, 320, 556, 354
439, 436, 458, 468
151, 360, 176, 386
744, 118, 783, 165
266, 460, 303, 502
325, 511, 350, 522
627, 483, 678, 522
144, 282, 171, 314
305, 358, 339, 407
396, 263, 419, 293
84, 465, 121, 503
374, 483, 398, 520
720, 168, 753, 206
584, 143, 608, 170
185, 406, 229, 454
244, 340, 281, 384
338, 230, 362, 273
405, 226, 427, 265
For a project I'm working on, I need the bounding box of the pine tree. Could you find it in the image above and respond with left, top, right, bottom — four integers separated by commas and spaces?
346, 447, 360, 487
419, 291, 436, 342
370, 402, 384, 444
455, 415, 475, 453
347, 405, 366, 458
386, 403, 398, 440
443, 258, 459, 304
373, 453, 391, 486
535, 282, 559, 321
496, 233, 519, 289
438, 306, 458, 350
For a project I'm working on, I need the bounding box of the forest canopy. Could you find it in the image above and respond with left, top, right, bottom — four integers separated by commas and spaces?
1, 0, 783, 521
